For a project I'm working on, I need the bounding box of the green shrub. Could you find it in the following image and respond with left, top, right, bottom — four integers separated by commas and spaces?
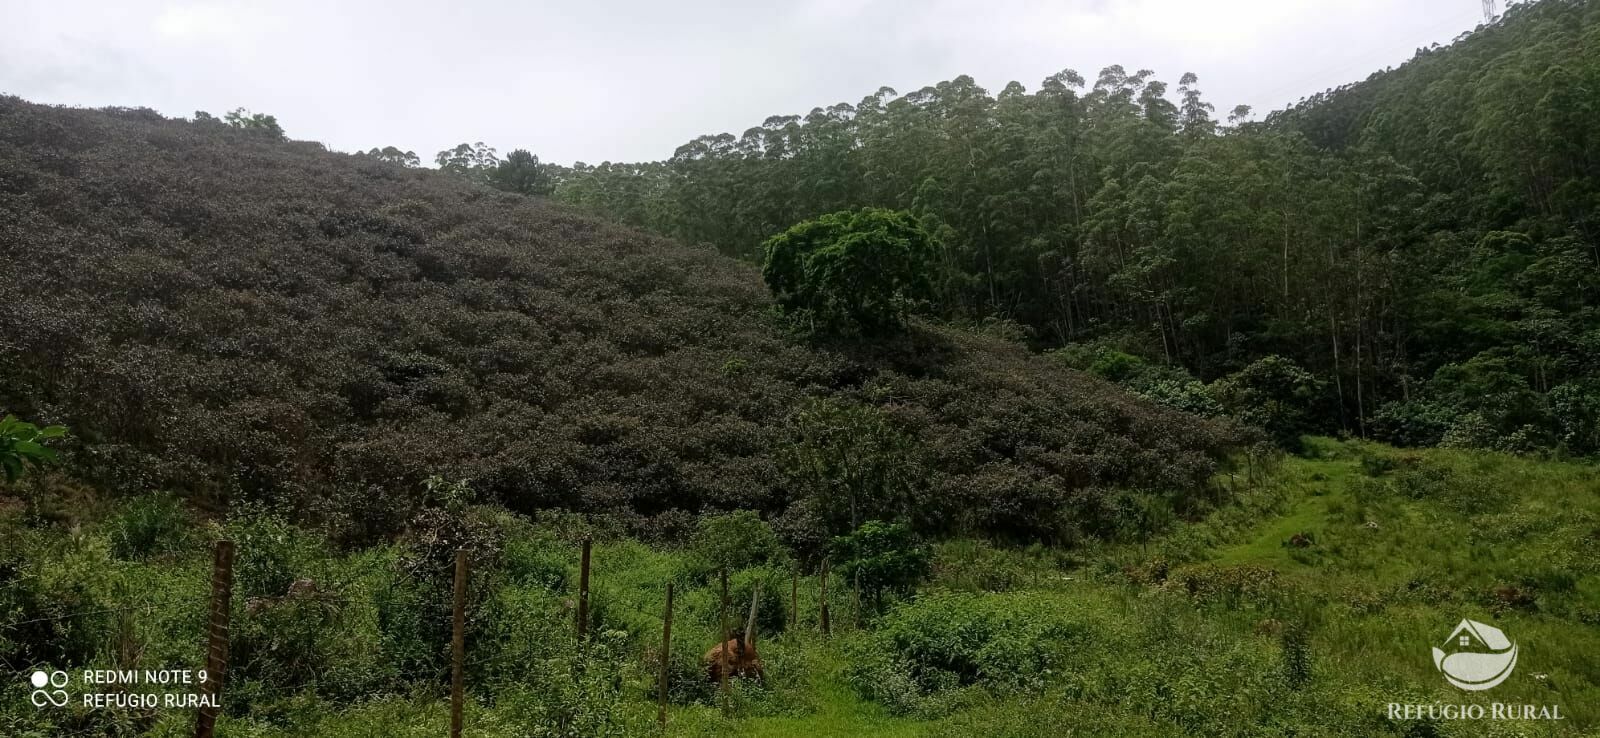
231, 591, 386, 706
1359, 452, 1396, 477
1208, 355, 1324, 450
1050, 345, 1222, 417
107, 493, 193, 560
1370, 400, 1455, 447
0, 532, 113, 667
498, 526, 570, 590
1430, 356, 1548, 438
847, 592, 1083, 714
386, 496, 508, 683
1391, 462, 1507, 515
1549, 381, 1600, 455
930, 540, 1053, 593
688, 510, 789, 577
475, 583, 578, 689
1136, 376, 1223, 417
222, 513, 398, 708
1440, 411, 1500, 450
830, 520, 930, 614
226, 504, 324, 600
1087, 349, 1144, 382
372, 565, 439, 684
729, 565, 792, 640
487, 632, 644, 737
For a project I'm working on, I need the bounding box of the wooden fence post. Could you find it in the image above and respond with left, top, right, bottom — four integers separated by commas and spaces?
577, 536, 592, 641
194, 539, 233, 738
819, 558, 830, 636
718, 568, 730, 713
451, 549, 468, 738
657, 582, 674, 730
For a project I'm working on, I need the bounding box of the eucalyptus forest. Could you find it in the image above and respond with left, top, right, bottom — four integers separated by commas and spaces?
542, 0, 1600, 457
1, 1, 1597, 737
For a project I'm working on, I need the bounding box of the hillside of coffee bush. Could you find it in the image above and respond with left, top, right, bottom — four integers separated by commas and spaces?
0, 96, 1237, 546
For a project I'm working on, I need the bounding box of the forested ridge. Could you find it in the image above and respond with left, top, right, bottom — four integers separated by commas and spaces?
0, 95, 1236, 547
540, 0, 1600, 457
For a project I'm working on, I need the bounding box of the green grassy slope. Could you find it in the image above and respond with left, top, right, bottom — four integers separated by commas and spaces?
3, 439, 1593, 737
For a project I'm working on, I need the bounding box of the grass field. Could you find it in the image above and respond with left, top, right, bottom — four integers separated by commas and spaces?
2, 438, 1595, 737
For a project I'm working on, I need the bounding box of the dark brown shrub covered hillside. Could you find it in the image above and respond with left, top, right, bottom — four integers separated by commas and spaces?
0, 96, 1238, 544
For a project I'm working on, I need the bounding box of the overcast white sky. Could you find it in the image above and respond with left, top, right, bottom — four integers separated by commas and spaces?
1, 0, 1493, 165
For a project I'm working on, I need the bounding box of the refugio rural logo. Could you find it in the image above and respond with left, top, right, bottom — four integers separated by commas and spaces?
1385, 618, 1563, 723
1433, 618, 1517, 691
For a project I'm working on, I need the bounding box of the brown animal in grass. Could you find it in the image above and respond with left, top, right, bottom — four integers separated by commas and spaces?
705, 583, 764, 682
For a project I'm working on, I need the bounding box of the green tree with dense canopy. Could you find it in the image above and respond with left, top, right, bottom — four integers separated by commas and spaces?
363, 146, 421, 167
435, 141, 500, 184
222, 108, 286, 141
829, 520, 931, 613
761, 208, 936, 335
490, 148, 554, 195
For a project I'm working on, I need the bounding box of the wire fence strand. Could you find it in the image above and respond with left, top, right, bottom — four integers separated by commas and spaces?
1, 593, 209, 631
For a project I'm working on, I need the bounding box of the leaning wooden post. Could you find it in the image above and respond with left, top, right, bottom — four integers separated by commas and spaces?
819, 558, 830, 636
657, 582, 674, 729
450, 549, 468, 738
718, 568, 730, 713
194, 539, 233, 738
577, 536, 592, 641
744, 580, 762, 648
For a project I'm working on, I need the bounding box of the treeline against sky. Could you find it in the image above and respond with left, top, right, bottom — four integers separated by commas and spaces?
539, 0, 1600, 457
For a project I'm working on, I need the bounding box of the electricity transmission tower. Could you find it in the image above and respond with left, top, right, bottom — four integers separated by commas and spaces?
1482, 0, 1496, 21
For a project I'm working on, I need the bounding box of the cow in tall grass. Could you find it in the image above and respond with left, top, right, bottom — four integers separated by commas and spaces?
705, 584, 764, 682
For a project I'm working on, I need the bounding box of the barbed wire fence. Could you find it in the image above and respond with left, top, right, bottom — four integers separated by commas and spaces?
3, 536, 866, 736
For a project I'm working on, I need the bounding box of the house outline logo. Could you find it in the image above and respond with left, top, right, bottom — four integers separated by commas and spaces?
1432, 619, 1517, 691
